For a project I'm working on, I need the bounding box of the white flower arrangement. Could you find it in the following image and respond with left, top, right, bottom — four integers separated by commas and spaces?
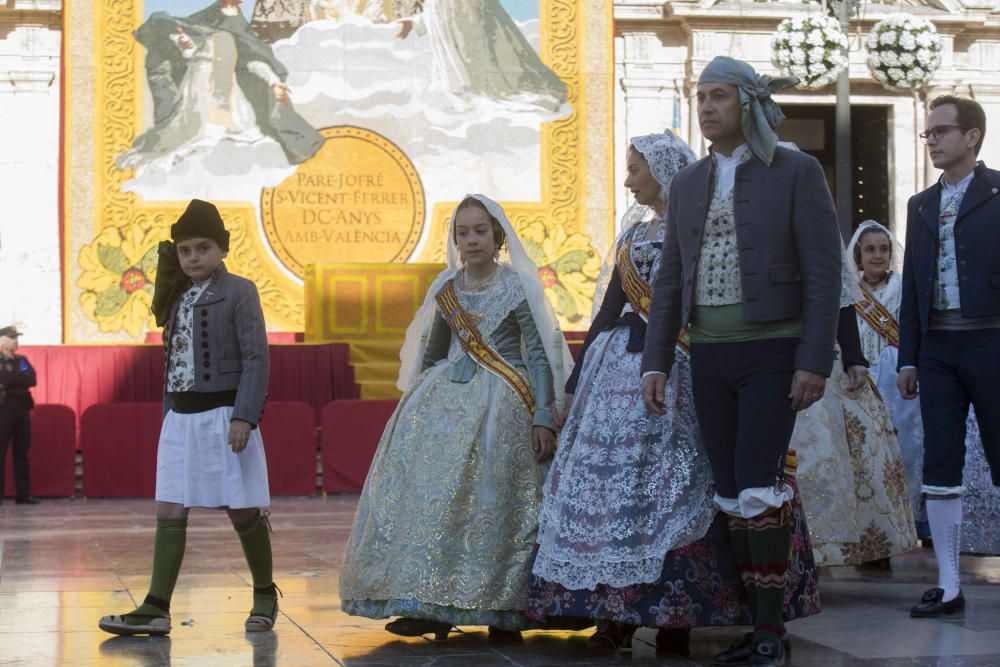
866, 14, 941, 91
772, 16, 849, 89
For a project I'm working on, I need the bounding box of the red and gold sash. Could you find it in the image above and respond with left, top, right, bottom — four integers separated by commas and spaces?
615, 223, 692, 357
616, 225, 653, 320
854, 288, 899, 348
435, 280, 535, 413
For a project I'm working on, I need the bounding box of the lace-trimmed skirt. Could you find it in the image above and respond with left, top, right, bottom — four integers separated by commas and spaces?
526, 474, 822, 629
339, 361, 545, 630
533, 326, 715, 591
527, 326, 821, 628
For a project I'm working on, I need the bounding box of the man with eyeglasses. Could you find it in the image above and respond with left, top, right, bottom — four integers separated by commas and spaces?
899, 95, 1000, 618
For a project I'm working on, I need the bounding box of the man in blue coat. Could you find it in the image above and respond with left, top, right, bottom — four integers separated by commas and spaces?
898, 95, 1000, 618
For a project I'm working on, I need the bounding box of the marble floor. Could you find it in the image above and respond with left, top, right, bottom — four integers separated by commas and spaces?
1, 498, 999, 666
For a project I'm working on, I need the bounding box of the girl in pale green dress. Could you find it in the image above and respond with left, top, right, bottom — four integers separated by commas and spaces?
339, 194, 572, 639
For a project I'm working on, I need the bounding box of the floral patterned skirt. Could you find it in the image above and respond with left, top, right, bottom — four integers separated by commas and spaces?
339, 363, 544, 630
526, 476, 822, 629
794, 356, 918, 566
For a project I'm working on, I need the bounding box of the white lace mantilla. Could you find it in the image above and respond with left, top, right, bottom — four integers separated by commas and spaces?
533, 309, 715, 589
631, 133, 698, 202
446, 265, 525, 363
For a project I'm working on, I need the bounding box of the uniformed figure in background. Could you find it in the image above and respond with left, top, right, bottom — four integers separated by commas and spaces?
0, 325, 38, 506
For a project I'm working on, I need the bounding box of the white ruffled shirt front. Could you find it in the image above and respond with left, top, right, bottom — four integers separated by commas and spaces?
713, 143, 750, 200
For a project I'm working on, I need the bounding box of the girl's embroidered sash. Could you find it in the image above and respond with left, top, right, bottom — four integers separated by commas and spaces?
615, 224, 692, 356
855, 287, 899, 348
435, 280, 535, 413
616, 224, 652, 320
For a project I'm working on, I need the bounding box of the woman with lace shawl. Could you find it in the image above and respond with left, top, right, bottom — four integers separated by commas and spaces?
339, 195, 572, 640
791, 220, 917, 568
526, 133, 821, 654
850, 221, 1000, 555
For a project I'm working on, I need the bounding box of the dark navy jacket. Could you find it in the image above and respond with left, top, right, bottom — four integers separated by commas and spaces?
899, 162, 1000, 369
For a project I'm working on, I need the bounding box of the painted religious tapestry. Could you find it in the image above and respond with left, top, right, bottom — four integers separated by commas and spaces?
63, 0, 612, 341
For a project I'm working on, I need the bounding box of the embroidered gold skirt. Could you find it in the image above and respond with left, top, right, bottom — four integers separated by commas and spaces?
339, 362, 544, 629
793, 356, 918, 566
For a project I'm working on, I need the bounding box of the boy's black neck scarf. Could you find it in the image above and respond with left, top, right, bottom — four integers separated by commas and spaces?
151, 241, 190, 328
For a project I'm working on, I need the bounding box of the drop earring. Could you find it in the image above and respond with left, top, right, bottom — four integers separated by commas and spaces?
493, 247, 500, 261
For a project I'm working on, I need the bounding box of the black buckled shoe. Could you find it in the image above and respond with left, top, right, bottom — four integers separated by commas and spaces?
750, 637, 785, 666
655, 627, 690, 657
487, 626, 523, 644
911, 588, 965, 618
712, 632, 754, 665
384, 617, 453, 640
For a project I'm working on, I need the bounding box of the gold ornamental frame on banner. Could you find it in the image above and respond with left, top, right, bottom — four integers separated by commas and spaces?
62, 0, 613, 342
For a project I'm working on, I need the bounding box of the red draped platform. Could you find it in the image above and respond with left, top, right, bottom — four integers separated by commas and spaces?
3, 404, 76, 498
11, 334, 586, 498
81, 402, 162, 498
259, 402, 319, 496
20, 343, 357, 433
79, 401, 322, 499
14, 344, 357, 498
320, 399, 399, 493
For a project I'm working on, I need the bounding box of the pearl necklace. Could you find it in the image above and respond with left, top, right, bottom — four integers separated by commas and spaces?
462, 265, 500, 292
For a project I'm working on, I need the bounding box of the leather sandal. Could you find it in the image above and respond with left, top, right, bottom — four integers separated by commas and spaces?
245, 583, 281, 632
99, 613, 171, 637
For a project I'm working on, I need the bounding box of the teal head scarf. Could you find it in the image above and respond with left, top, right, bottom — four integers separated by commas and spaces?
697, 56, 798, 166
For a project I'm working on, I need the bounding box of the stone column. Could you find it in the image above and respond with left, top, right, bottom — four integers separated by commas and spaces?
0, 16, 63, 343
614, 27, 689, 233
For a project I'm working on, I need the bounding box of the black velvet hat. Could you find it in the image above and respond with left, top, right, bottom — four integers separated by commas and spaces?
171, 199, 230, 251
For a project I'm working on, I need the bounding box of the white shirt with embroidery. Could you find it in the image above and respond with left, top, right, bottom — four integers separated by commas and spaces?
933, 170, 975, 311
695, 144, 751, 306
166, 280, 210, 393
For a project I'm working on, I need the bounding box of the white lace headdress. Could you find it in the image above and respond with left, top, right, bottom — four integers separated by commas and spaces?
397, 195, 573, 409
848, 219, 903, 277
592, 131, 697, 316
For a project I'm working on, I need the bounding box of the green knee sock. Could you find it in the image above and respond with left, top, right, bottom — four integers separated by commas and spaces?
746, 506, 792, 643
235, 511, 277, 617
727, 515, 757, 614
125, 517, 188, 623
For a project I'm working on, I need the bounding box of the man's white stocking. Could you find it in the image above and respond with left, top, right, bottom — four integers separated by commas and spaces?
926, 496, 962, 602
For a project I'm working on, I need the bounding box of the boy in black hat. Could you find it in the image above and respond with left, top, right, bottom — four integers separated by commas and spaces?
0, 325, 38, 505
99, 199, 277, 636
